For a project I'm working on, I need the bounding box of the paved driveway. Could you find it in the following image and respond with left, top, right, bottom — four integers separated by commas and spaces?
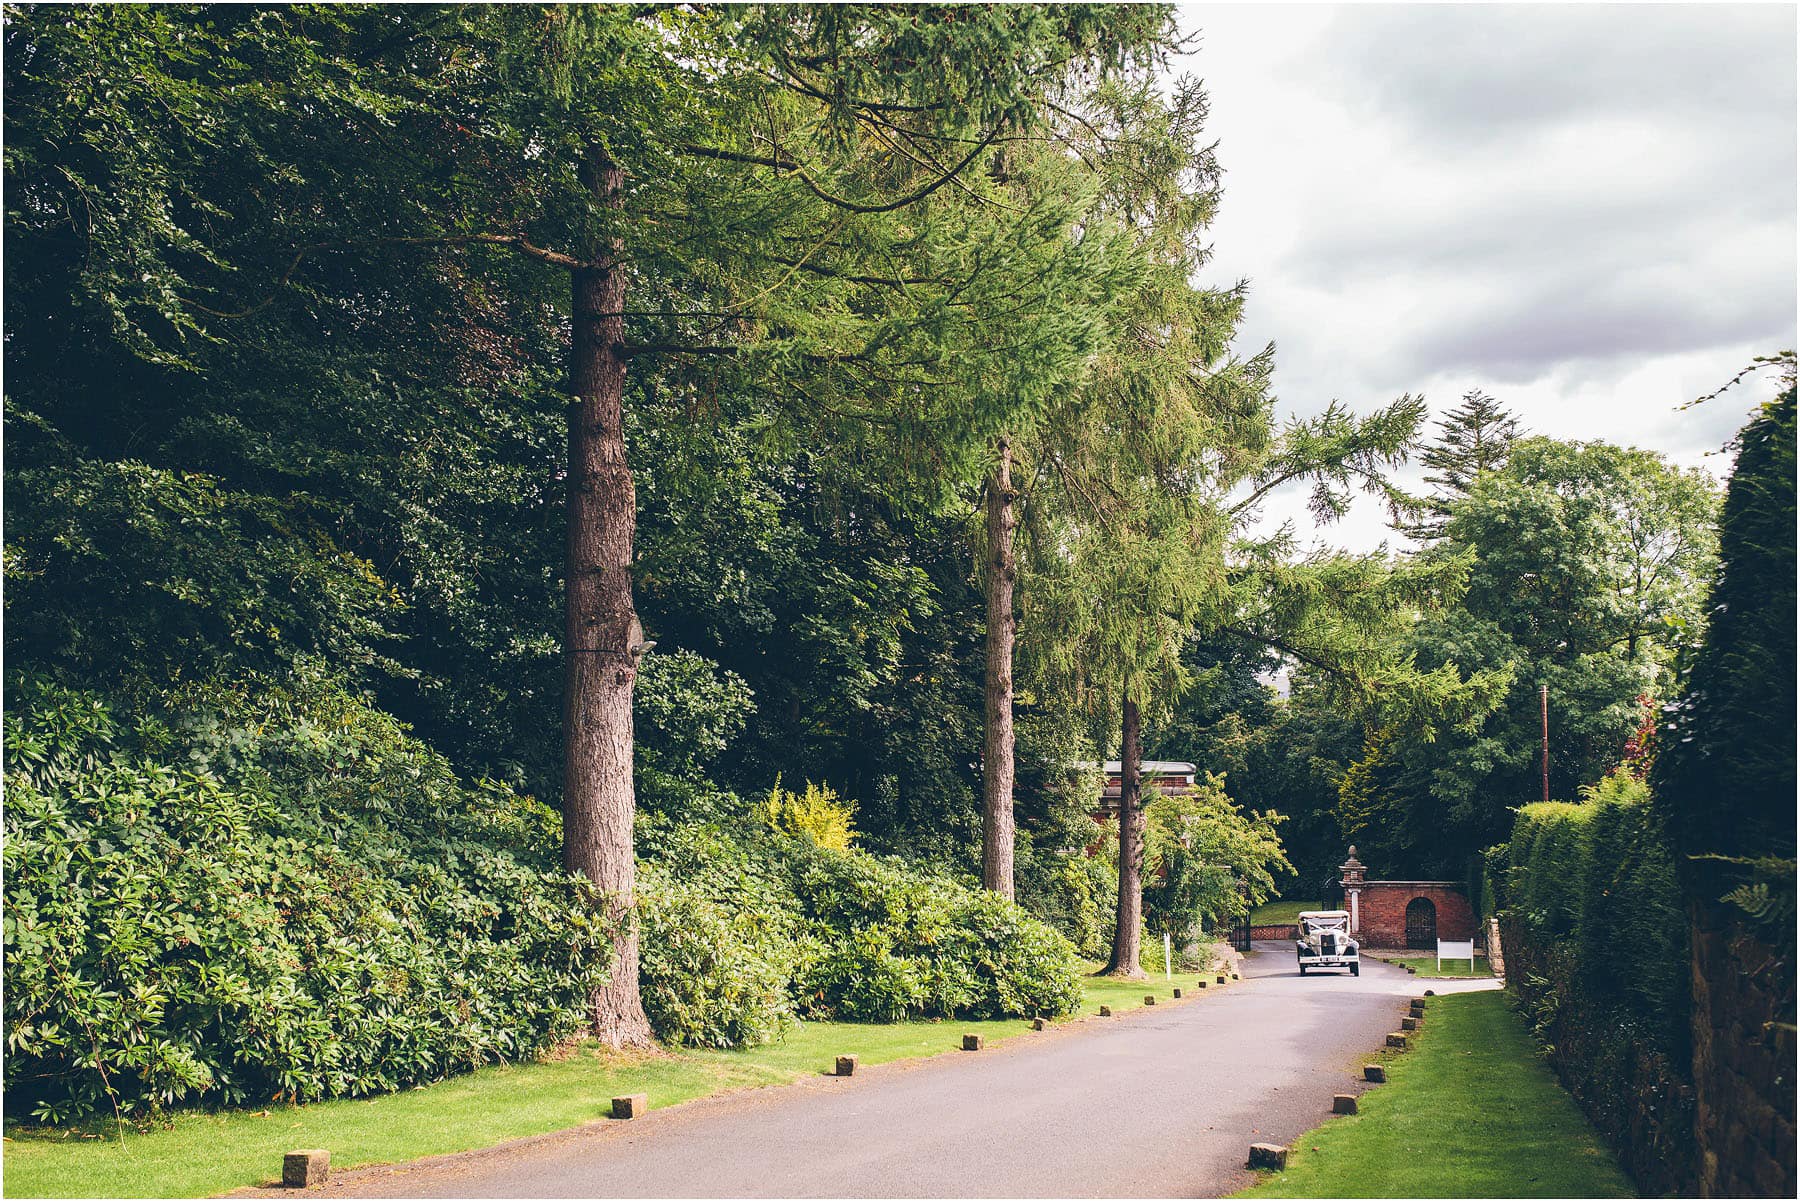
296, 945, 1500, 1198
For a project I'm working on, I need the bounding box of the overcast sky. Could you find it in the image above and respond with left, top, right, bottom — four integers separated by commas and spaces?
1173, 3, 1797, 552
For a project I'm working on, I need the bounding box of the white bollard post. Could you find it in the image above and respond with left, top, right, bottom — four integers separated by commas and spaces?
1164, 931, 1173, 980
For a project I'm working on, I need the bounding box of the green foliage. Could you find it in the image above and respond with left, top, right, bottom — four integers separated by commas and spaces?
762, 776, 857, 851
636, 863, 797, 1051
4, 457, 402, 688
1141, 773, 1290, 945
2, 674, 611, 1126
635, 819, 1083, 1036
1393, 388, 1522, 541
1494, 771, 1694, 1192
1353, 434, 1720, 874
1655, 387, 1796, 896
1017, 833, 1118, 960
633, 650, 755, 781
785, 840, 1084, 1022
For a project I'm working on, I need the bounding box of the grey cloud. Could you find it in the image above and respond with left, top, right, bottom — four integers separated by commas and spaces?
1287, 158, 1795, 283
1399, 252, 1795, 381
1319, 5, 1796, 150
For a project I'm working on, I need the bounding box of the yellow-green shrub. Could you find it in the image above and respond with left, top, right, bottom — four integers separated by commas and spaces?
762, 776, 856, 850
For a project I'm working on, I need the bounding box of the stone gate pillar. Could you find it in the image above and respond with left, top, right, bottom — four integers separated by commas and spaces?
1340, 846, 1366, 935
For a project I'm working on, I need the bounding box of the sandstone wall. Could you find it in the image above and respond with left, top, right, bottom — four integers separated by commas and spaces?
1689, 901, 1796, 1198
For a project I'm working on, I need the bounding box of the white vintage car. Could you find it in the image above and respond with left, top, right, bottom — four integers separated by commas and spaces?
1295, 910, 1360, 976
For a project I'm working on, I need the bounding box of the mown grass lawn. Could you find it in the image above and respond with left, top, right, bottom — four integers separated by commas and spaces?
1375, 953, 1496, 978
1249, 899, 1320, 925
3, 966, 1225, 1198
1238, 990, 1634, 1198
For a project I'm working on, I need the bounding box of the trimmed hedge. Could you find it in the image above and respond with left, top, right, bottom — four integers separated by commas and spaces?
1494, 771, 1693, 1194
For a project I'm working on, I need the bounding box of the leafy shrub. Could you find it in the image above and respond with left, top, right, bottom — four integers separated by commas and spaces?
762, 776, 856, 850
1142, 775, 1289, 947
637, 863, 796, 1049
3, 674, 610, 1125
638, 815, 1083, 1028
633, 650, 754, 780
785, 839, 1083, 1021
1017, 828, 1115, 960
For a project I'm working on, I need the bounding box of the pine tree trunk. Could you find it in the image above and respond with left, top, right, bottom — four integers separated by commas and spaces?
563, 147, 652, 1050
981, 436, 1018, 898
1105, 696, 1147, 978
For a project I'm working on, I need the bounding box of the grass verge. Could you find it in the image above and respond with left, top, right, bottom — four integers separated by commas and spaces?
1369, 953, 1496, 978
1249, 899, 1320, 926
3, 967, 1223, 1198
1237, 990, 1633, 1198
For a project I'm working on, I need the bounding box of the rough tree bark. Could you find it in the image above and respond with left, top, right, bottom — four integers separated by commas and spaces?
562, 146, 653, 1049
1105, 695, 1147, 978
981, 435, 1018, 898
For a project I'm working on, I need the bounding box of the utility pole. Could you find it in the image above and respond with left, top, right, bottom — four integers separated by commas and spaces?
1540, 684, 1550, 803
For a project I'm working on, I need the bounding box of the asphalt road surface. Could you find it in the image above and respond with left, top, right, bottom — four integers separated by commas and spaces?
295, 945, 1501, 1198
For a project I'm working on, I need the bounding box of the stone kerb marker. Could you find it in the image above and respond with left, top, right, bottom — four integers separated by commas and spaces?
1144, 995, 1157, 1006
1333, 1094, 1358, 1114
835, 1055, 858, 1077
961, 1033, 984, 1051
611, 1093, 648, 1119
1386, 1032, 1408, 1049
283, 1150, 329, 1189
1363, 1064, 1386, 1083
1247, 1143, 1289, 1170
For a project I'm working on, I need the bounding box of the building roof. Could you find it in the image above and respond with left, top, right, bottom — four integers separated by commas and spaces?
1082, 760, 1197, 776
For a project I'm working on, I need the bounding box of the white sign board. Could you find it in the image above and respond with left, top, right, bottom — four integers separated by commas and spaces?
1437, 939, 1476, 972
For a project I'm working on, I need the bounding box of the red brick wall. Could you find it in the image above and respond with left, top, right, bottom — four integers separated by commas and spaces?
1354, 883, 1477, 947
